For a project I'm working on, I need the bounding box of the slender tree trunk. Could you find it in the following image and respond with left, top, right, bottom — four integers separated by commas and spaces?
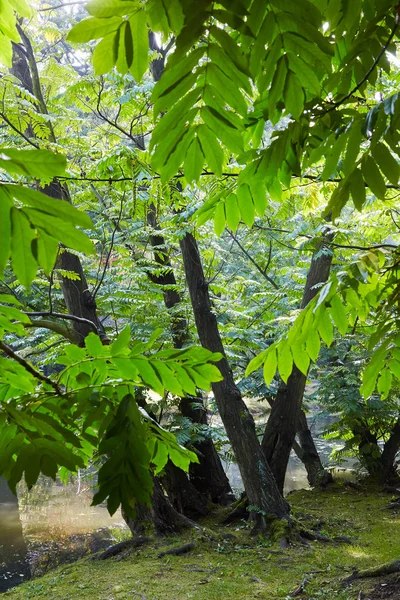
380, 419, 400, 482
180, 232, 289, 528
147, 203, 233, 504
262, 235, 334, 493
296, 411, 332, 486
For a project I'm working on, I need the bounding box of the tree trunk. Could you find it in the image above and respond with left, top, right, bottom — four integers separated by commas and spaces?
147, 204, 233, 504
122, 477, 196, 537
262, 235, 334, 493
380, 419, 400, 482
180, 232, 289, 528
296, 410, 333, 486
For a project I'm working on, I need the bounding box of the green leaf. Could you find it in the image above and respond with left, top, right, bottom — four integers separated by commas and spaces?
86, 0, 136, 18
202, 106, 244, 154
35, 232, 58, 275
130, 9, 148, 81
329, 295, 348, 335
93, 30, 119, 75
306, 327, 320, 362
0, 149, 67, 182
291, 343, 309, 375
11, 208, 37, 288
372, 143, 400, 186
287, 53, 320, 96
132, 358, 164, 395
213, 200, 226, 236
263, 346, 277, 385
277, 342, 293, 383
207, 64, 247, 117
362, 156, 386, 199
0, 188, 11, 275
389, 359, 400, 380
0, 34, 12, 68
225, 193, 241, 231
23, 209, 94, 254
111, 325, 131, 356
184, 136, 205, 183
349, 168, 366, 211
85, 332, 104, 358
317, 310, 334, 347
67, 16, 123, 43
342, 122, 362, 176
284, 70, 304, 119
197, 125, 224, 176
6, 185, 92, 228
152, 46, 205, 102
377, 368, 392, 400
236, 184, 255, 227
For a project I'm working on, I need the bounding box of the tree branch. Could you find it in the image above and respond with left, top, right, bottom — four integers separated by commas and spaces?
227, 229, 280, 290
0, 340, 63, 395
326, 20, 400, 113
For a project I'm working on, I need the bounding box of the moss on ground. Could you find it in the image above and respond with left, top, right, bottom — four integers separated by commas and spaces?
4, 483, 400, 600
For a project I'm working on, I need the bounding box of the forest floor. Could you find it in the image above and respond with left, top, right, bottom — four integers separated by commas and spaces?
3, 482, 400, 600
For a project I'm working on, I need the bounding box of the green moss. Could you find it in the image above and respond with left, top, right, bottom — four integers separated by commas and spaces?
5, 484, 399, 600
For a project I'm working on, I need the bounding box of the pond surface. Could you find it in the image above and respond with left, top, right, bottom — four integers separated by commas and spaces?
0, 475, 128, 593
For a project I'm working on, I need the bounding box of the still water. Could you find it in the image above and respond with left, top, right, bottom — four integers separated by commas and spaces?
0, 475, 128, 593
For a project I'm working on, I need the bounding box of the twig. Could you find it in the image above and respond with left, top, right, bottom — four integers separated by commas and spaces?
326, 20, 400, 113
0, 111, 40, 148
0, 340, 63, 395
24, 312, 99, 333
92, 194, 124, 299
227, 229, 279, 290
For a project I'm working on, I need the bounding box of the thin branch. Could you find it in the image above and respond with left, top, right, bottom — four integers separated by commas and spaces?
24, 312, 99, 333
227, 229, 280, 290
0, 112, 40, 148
0, 340, 63, 395
39, 1, 86, 10
326, 20, 400, 113
92, 195, 124, 299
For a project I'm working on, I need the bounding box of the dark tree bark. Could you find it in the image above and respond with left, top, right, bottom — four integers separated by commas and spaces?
296, 410, 333, 486
179, 397, 234, 504
146, 203, 233, 505
380, 419, 400, 482
180, 232, 289, 528
122, 477, 196, 537
262, 235, 334, 493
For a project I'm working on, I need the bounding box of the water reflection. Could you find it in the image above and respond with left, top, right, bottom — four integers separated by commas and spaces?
0, 475, 127, 593
0, 478, 30, 592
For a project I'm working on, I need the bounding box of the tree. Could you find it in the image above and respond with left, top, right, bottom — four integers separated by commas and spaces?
0, 0, 400, 535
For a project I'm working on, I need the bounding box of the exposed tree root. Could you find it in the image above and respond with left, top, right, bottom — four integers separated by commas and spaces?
344, 560, 400, 583
91, 536, 153, 560
158, 542, 196, 558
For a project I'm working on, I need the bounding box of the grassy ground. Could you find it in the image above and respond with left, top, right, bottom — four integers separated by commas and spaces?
4, 482, 400, 600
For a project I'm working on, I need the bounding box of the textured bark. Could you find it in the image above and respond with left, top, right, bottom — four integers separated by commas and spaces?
11, 34, 106, 346
380, 419, 400, 482
161, 461, 209, 518
122, 477, 196, 537
146, 204, 233, 504
179, 397, 234, 504
262, 236, 334, 493
296, 410, 333, 486
180, 232, 289, 526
